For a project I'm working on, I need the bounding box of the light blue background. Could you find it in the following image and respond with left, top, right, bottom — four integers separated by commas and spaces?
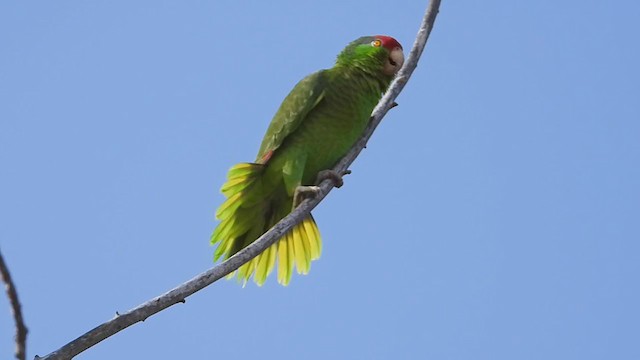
1, 1, 639, 359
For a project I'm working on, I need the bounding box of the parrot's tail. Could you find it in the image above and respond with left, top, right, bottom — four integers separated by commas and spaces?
211, 162, 322, 286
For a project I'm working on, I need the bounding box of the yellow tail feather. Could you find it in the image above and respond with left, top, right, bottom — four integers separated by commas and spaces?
212, 162, 323, 286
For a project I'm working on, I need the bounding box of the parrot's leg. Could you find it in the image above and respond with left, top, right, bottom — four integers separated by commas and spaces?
315, 169, 351, 188
292, 185, 320, 209
292, 169, 351, 208
283, 154, 316, 209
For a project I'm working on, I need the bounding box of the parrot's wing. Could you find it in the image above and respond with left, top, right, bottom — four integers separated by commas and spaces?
256, 70, 327, 163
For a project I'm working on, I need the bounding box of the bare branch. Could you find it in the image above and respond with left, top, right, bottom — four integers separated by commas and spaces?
37, 1, 441, 359
0, 249, 28, 360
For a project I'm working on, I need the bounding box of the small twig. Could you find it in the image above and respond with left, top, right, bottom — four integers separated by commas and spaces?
37, 1, 441, 359
0, 249, 28, 360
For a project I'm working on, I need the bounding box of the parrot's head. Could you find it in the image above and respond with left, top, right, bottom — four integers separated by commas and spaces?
336, 35, 404, 77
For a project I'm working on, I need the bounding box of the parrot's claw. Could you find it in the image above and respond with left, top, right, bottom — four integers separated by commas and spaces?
293, 185, 321, 209
316, 169, 351, 188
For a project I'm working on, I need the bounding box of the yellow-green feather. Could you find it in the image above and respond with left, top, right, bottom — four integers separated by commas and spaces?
303, 217, 322, 259
293, 225, 310, 274
212, 161, 322, 286
277, 233, 291, 285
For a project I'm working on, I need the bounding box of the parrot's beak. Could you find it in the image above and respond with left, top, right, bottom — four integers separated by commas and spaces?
384, 47, 404, 75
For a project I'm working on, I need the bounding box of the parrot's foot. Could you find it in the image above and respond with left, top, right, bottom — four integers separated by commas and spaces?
293, 185, 321, 209
316, 169, 351, 188
292, 170, 351, 209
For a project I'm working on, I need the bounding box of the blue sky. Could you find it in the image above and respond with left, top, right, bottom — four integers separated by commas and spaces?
1, 1, 639, 359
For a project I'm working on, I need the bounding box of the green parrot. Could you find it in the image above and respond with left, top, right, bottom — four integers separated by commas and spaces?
211, 35, 404, 286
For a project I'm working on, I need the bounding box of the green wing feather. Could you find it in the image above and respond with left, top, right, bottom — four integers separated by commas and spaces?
256, 71, 326, 162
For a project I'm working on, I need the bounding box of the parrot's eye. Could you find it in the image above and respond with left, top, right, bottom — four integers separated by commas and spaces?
371, 39, 382, 47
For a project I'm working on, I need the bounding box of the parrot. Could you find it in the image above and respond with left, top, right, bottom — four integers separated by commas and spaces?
211, 35, 404, 286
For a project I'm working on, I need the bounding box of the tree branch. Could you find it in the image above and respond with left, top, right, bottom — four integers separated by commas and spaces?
1, 249, 28, 360
37, 1, 441, 359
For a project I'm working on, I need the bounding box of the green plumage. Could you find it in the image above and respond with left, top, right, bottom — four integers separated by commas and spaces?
211, 35, 402, 285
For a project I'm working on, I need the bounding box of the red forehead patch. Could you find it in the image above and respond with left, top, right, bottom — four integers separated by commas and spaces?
375, 35, 402, 50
